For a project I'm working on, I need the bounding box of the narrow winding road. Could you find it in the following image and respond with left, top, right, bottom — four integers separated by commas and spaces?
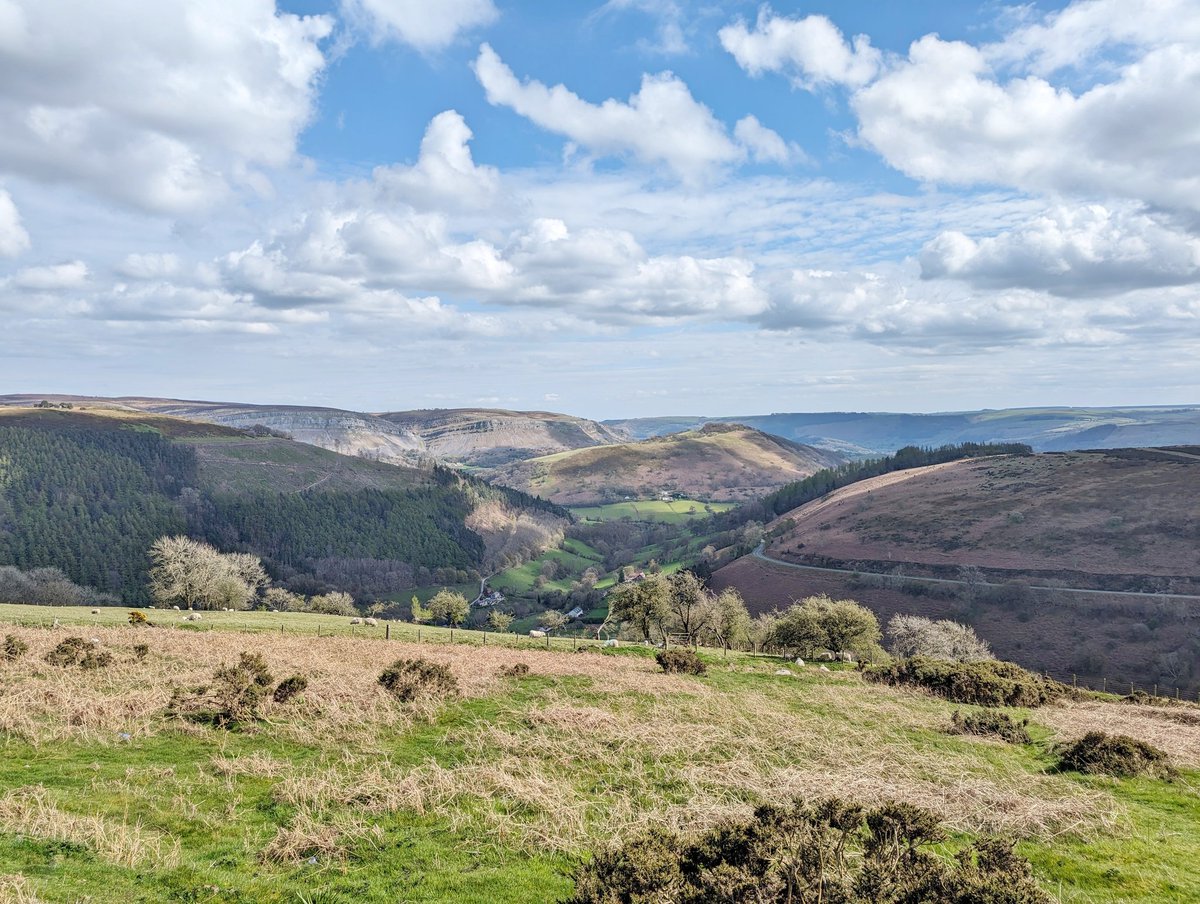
751, 544, 1200, 603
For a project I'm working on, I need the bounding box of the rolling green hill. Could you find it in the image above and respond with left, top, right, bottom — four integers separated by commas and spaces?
489, 423, 845, 505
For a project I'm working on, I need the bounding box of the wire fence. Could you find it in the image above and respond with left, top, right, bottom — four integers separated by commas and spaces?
4, 609, 1197, 702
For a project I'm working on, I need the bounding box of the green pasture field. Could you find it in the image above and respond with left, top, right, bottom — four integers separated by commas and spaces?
569, 498, 734, 524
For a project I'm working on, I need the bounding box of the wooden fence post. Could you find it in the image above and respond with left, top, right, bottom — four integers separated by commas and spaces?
385, 623, 390, 640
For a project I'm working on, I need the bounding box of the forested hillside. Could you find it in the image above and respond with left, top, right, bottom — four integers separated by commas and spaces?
0, 424, 191, 601
0, 410, 565, 604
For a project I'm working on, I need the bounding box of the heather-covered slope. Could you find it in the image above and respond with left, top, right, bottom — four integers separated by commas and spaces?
490, 423, 845, 505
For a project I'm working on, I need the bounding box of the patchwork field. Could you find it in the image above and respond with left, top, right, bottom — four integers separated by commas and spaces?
1, 608, 1198, 902
569, 498, 735, 524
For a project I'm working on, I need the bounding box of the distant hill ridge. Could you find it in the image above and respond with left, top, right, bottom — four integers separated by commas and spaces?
0, 395, 625, 468
606, 406, 1200, 454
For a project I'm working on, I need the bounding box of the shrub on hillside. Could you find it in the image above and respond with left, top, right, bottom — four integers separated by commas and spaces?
128, 610, 148, 626
44, 636, 113, 669
1056, 731, 1171, 778
767, 595, 885, 662
567, 797, 1052, 904
950, 709, 1032, 744
887, 615, 993, 662
0, 565, 116, 607
169, 651, 274, 727
272, 675, 308, 704
865, 656, 1070, 708
2, 634, 28, 661
656, 649, 706, 675
499, 662, 530, 678
379, 658, 458, 703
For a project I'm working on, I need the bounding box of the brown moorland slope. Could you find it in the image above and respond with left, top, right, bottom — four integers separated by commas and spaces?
712, 449, 1200, 693
764, 451, 1200, 592
489, 423, 846, 505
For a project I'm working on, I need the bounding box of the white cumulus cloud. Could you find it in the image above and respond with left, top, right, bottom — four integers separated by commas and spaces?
371, 110, 499, 211
0, 187, 30, 256
341, 0, 497, 50
719, 10, 881, 88
919, 204, 1200, 295
474, 43, 744, 180
0, 0, 332, 213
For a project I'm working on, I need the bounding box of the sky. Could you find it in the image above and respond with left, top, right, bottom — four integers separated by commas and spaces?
0, 0, 1198, 419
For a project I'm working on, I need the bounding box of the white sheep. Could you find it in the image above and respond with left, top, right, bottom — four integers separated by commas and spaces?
364, 617, 378, 627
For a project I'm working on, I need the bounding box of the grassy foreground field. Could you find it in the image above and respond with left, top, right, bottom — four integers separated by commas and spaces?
1, 606, 1199, 903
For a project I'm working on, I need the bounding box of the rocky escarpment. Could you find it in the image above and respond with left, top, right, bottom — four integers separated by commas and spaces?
379, 409, 627, 467
0, 396, 627, 469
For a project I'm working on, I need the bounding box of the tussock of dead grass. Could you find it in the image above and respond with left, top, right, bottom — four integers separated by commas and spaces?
1037, 700, 1200, 769
210, 751, 289, 779
362, 677, 1116, 852
0, 786, 180, 868
0, 625, 681, 746
0, 875, 50, 904
260, 807, 384, 864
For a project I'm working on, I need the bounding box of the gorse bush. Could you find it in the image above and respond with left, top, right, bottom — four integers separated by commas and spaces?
950, 709, 1031, 744
378, 658, 458, 703
128, 610, 148, 626
656, 649, 706, 675
170, 651, 274, 728
44, 636, 113, 669
1056, 731, 1171, 778
865, 656, 1070, 708
2, 633, 28, 661
567, 797, 1052, 904
272, 675, 308, 704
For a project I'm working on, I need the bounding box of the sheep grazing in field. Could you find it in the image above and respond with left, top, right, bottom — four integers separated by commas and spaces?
364, 617, 378, 627
841, 651, 856, 663
529, 629, 547, 638
172, 606, 181, 611
818, 651, 836, 662
349, 617, 363, 626
603, 639, 619, 648
794, 658, 805, 667
184, 613, 202, 622
90, 609, 100, 615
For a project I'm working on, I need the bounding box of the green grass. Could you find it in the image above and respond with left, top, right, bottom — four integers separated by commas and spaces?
0, 603, 588, 650
490, 544, 605, 595
569, 498, 734, 524
2, 605, 1197, 903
